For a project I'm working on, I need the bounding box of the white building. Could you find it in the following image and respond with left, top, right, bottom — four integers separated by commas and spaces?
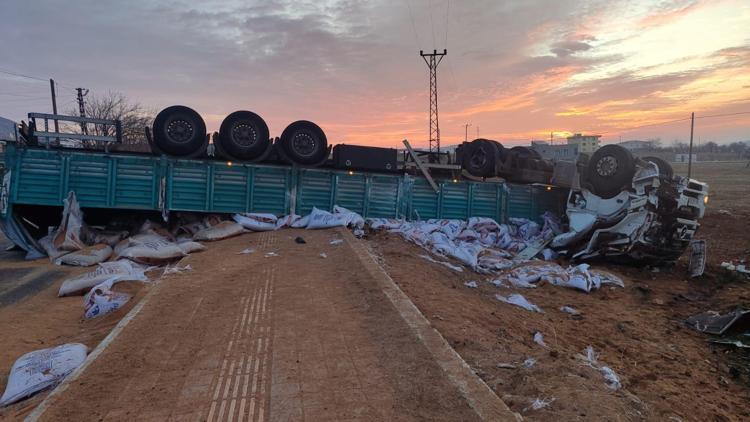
531, 141, 579, 161
566, 133, 601, 154
675, 153, 698, 163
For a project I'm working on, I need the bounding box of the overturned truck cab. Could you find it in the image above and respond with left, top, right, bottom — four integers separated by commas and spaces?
551, 145, 709, 264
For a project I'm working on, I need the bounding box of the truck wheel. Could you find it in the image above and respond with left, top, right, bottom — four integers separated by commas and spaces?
586, 145, 635, 199
463, 139, 498, 177
280, 121, 328, 164
152, 106, 206, 156
642, 156, 673, 179
218, 111, 270, 160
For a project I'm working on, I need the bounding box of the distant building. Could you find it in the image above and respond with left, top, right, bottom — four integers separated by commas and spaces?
675, 153, 698, 163
617, 140, 654, 150
531, 141, 579, 161
566, 133, 601, 154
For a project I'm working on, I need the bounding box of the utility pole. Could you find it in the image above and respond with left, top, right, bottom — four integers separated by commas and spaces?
688, 112, 695, 179
550, 132, 553, 145
76, 88, 89, 134
420, 49, 447, 155
49, 79, 59, 138
464, 123, 471, 142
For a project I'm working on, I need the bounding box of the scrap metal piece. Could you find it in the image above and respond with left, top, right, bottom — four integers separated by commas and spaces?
686, 309, 750, 335
688, 240, 706, 278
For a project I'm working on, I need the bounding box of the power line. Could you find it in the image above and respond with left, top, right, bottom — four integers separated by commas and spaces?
0, 68, 49, 82
695, 111, 750, 120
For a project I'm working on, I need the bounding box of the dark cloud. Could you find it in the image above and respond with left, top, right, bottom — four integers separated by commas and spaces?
550, 40, 593, 57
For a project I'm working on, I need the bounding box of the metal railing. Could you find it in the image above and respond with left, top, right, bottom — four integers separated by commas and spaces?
28, 113, 122, 144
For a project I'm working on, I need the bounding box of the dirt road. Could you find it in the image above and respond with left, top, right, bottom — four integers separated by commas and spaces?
29, 229, 507, 421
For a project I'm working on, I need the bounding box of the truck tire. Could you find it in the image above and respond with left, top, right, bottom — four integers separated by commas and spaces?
280, 121, 328, 164
642, 156, 673, 179
463, 139, 498, 177
586, 145, 635, 199
218, 111, 270, 160
152, 106, 206, 156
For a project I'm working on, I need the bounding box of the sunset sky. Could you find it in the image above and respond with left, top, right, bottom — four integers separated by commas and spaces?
1, 0, 749, 148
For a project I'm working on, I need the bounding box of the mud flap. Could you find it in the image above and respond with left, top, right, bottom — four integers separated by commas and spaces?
688, 240, 706, 278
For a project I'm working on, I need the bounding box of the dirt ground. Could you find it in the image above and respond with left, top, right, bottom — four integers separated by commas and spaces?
0, 251, 149, 420
369, 161, 750, 420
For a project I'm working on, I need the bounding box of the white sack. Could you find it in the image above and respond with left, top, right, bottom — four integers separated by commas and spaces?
232, 213, 278, 231
0, 343, 87, 407
177, 240, 206, 254
54, 244, 112, 267
58, 260, 147, 297
306, 207, 346, 229
291, 214, 310, 228
39, 233, 68, 261
275, 214, 301, 229
83, 278, 131, 319
116, 235, 185, 265
192, 221, 245, 241
52, 191, 85, 251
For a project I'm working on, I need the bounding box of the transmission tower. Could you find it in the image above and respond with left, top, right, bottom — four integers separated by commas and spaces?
420, 49, 446, 154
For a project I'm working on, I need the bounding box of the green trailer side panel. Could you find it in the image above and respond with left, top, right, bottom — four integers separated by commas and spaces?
440, 182, 470, 220
334, 173, 366, 214
14, 149, 64, 206
3, 146, 567, 223
470, 183, 504, 220
507, 184, 534, 220
114, 156, 159, 209
169, 160, 209, 211
296, 169, 333, 215
368, 175, 401, 218
68, 154, 108, 206
212, 164, 248, 213
409, 178, 439, 220
251, 166, 289, 215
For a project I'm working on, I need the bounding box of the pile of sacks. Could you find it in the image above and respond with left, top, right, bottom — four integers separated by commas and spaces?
491, 262, 624, 293
366, 212, 562, 272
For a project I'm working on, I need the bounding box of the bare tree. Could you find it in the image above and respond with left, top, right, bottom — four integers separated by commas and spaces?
67, 91, 155, 147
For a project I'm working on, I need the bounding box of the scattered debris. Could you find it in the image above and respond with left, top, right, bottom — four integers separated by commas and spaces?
162, 264, 193, 275
709, 337, 750, 349
720, 261, 750, 277
493, 262, 624, 293
686, 309, 750, 335
578, 346, 622, 390
496, 293, 543, 313
533, 331, 547, 347
367, 213, 561, 272
264, 252, 279, 258
0, 343, 87, 407
295, 236, 306, 244
319, 252, 327, 259
523, 358, 536, 368
330, 239, 344, 245
418, 254, 463, 272
559, 305, 580, 315
524, 397, 555, 412
496, 363, 517, 369
463, 281, 479, 288
237, 248, 255, 255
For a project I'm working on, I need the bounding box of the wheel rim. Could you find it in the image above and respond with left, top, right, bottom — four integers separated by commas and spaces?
165, 118, 194, 144
231, 123, 258, 147
291, 131, 318, 157
595, 155, 618, 177
469, 147, 488, 169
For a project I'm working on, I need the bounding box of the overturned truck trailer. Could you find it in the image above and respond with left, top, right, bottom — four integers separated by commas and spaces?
1, 108, 708, 265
